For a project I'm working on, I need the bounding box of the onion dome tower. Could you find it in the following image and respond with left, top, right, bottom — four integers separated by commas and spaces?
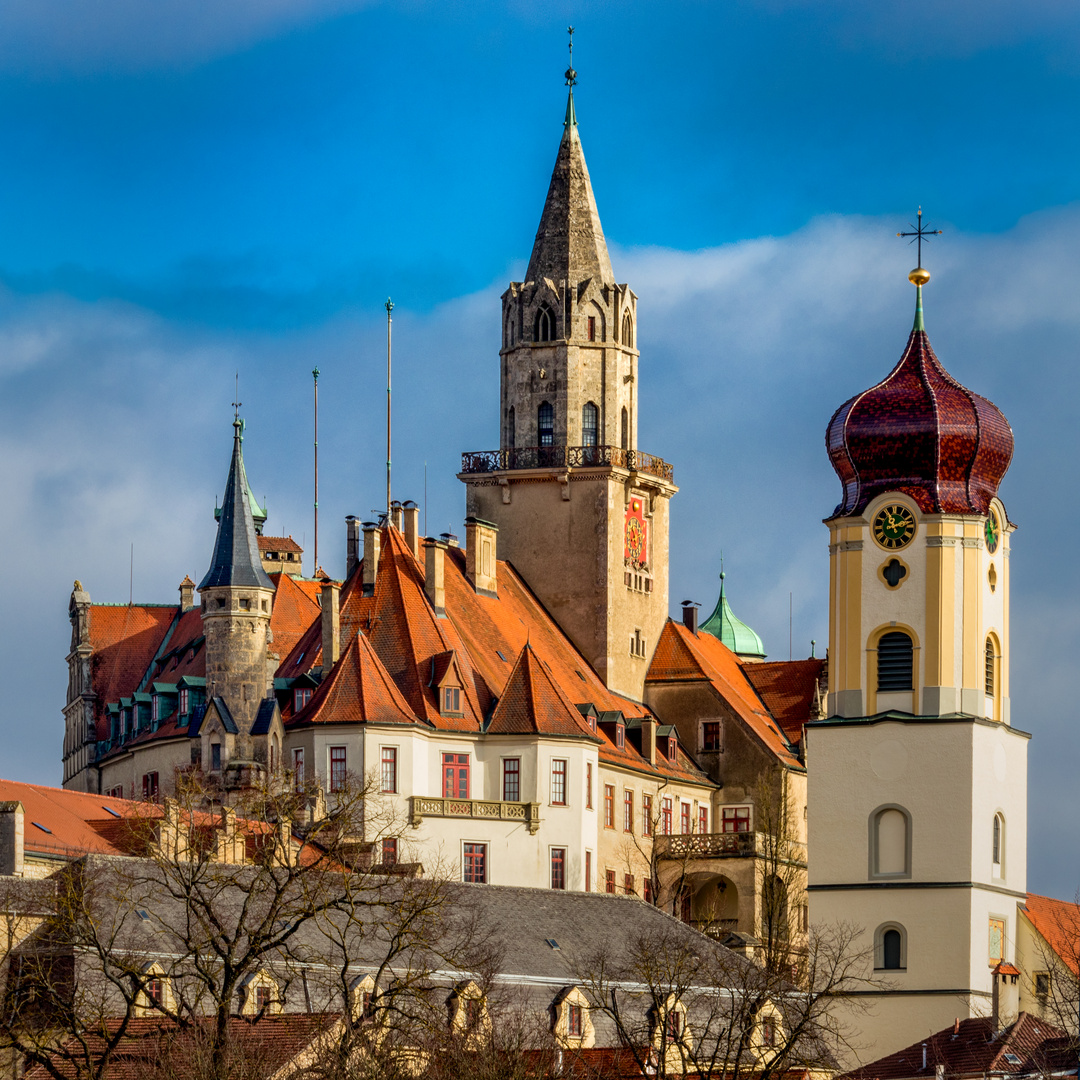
700, 571, 766, 660
807, 217, 1029, 1059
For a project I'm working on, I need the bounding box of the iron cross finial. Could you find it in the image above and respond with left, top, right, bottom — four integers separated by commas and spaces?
897, 206, 942, 268
232, 373, 241, 422
565, 26, 576, 87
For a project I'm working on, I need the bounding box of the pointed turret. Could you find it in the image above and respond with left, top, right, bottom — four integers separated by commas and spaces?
200, 419, 275, 592
525, 81, 614, 287
700, 572, 766, 660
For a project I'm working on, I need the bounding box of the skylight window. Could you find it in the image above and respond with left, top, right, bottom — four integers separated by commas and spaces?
102, 806, 121, 818
32, 822, 52, 834
1004, 1055, 1021, 1066
576, 670, 587, 682
496, 650, 506, 662
137, 910, 151, 921
546, 939, 561, 950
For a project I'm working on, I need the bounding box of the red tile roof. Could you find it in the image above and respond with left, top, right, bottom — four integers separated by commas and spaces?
267, 571, 321, 661
742, 659, 824, 746
258, 535, 303, 553
488, 644, 602, 738
842, 1012, 1066, 1080
1022, 893, 1080, 976
647, 622, 801, 770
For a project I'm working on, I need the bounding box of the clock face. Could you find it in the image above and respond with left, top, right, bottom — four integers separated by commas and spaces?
873, 504, 916, 550
624, 498, 648, 568
985, 510, 1000, 554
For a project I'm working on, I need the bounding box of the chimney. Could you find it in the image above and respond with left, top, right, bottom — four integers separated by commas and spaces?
321, 581, 341, 671
179, 575, 196, 612
362, 523, 380, 597
424, 537, 446, 616
991, 962, 1019, 1029
345, 516, 361, 578
681, 601, 699, 634
641, 716, 657, 766
465, 518, 498, 597
0, 802, 24, 876
391, 501, 403, 532
402, 501, 420, 561
441, 532, 459, 549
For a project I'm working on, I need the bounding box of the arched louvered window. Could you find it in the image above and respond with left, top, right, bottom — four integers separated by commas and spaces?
877, 632, 913, 691
538, 402, 554, 448
535, 305, 555, 342
621, 407, 628, 450
993, 812, 1004, 873
883, 929, 903, 969
582, 402, 599, 448
621, 312, 633, 348
985, 637, 996, 696
507, 406, 515, 449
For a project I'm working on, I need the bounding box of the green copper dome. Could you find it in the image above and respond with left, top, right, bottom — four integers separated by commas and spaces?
700, 572, 766, 659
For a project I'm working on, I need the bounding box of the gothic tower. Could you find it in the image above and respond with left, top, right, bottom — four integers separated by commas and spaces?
198, 417, 276, 736
460, 65, 676, 701
806, 252, 1028, 1061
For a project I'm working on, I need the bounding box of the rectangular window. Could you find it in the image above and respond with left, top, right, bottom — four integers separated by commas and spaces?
382, 838, 398, 866
442, 686, 461, 714
624, 873, 635, 896
294, 688, 312, 711
643, 794, 653, 837
1035, 972, 1051, 1000
644, 879, 653, 904
380, 747, 397, 793
585, 850, 592, 892
624, 789, 634, 833
699, 806, 709, 834
661, 797, 673, 835
604, 785, 615, 829
211, 743, 221, 771
463, 842, 487, 884
681, 802, 691, 835
760, 1017, 775, 1047
151, 696, 160, 724
551, 848, 566, 891
989, 918, 1006, 965
502, 758, 520, 802
255, 986, 270, 1012
179, 688, 189, 715
145, 977, 162, 1006
586, 763, 593, 809
605, 869, 616, 894
443, 753, 470, 799
666, 1010, 682, 1040
551, 759, 567, 805
587, 316, 596, 342
569, 1003, 583, 1037
616, 725, 625, 748
293, 748, 304, 790
329, 746, 347, 793
108, 786, 124, 799
702, 720, 722, 752
722, 806, 752, 833
142, 773, 159, 800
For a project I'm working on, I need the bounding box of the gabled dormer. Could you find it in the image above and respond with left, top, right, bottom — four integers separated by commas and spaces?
430, 650, 465, 718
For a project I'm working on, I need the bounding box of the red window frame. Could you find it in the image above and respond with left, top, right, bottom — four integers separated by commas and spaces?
624, 873, 635, 896
702, 721, 721, 752
293, 748, 304, 790
666, 1009, 682, 1040
442, 753, 470, 799
551, 759, 567, 805
255, 986, 271, 1012
585, 850, 592, 892
382, 837, 398, 866
699, 806, 709, 834
586, 316, 596, 342
604, 785, 615, 829
644, 879, 653, 904
502, 758, 520, 802
681, 802, 691, 835
586, 763, 593, 809
642, 794, 653, 837
624, 789, 634, 833
551, 848, 566, 890
661, 797, 673, 835
722, 806, 751, 833
463, 842, 487, 884
294, 687, 312, 711
380, 747, 397, 793
145, 977, 162, 1006
142, 772, 159, 800
569, 1002, 583, 1036
329, 746, 347, 792
605, 869, 616, 894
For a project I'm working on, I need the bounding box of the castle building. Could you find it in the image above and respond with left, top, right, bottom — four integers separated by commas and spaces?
59, 68, 820, 939
806, 262, 1027, 1059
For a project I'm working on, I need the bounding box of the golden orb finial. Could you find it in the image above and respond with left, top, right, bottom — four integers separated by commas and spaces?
909, 266, 930, 286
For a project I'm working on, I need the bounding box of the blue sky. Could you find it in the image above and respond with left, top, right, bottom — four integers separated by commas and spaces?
1, 0, 1078, 896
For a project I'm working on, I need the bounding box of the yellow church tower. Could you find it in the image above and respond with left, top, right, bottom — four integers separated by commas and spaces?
460, 47, 676, 701
806, 224, 1029, 1062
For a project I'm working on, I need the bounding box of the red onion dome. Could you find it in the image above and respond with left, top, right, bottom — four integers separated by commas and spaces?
826, 281, 1013, 518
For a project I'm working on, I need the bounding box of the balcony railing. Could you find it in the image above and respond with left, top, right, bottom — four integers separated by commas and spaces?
654, 831, 807, 865
692, 918, 740, 939
408, 796, 541, 835
460, 445, 674, 484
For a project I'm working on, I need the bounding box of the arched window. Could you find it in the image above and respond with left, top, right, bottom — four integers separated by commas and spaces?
877, 631, 913, 691
993, 813, 1004, 874
582, 402, 599, 448
870, 805, 911, 878
621, 311, 633, 348
985, 637, 996, 696
538, 402, 554, 448
507, 406, 515, 449
621, 407, 628, 450
535, 305, 555, 342
874, 924, 907, 970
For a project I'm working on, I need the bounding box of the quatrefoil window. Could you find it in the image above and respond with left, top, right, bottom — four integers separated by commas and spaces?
882, 559, 907, 588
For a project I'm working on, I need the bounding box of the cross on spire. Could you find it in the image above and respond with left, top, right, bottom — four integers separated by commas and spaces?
897, 206, 942, 268
565, 26, 576, 87
232, 372, 241, 422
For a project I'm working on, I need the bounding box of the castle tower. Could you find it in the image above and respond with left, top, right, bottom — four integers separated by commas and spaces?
460, 60, 676, 701
198, 417, 276, 735
806, 245, 1028, 1061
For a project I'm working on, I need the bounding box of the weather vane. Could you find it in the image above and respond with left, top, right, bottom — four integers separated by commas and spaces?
232, 373, 241, 422
566, 26, 576, 87
897, 207, 942, 269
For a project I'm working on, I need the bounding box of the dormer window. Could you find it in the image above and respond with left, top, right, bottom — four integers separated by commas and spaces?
179, 688, 189, 715
666, 735, 678, 760
443, 686, 461, 714
294, 688, 312, 711
616, 724, 625, 749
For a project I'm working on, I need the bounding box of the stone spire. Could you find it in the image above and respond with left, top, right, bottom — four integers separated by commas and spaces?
199, 418, 275, 591
524, 80, 614, 286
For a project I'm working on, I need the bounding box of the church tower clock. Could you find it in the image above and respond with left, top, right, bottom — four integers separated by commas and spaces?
460, 50, 676, 701
806, 231, 1029, 1062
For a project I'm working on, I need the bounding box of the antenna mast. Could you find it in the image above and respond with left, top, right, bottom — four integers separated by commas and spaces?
312, 367, 320, 576
385, 298, 394, 522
